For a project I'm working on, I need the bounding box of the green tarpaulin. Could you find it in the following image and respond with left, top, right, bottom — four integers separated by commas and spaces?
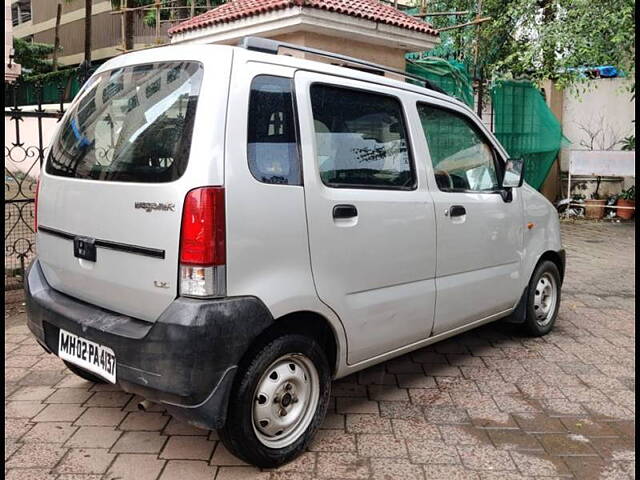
406, 56, 474, 107
491, 80, 569, 190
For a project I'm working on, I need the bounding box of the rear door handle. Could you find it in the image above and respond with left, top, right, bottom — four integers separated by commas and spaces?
449, 205, 466, 217
333, 204, 358, 219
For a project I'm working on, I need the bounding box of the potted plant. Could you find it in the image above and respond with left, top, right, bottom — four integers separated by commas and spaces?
616, 185, 635, 220
584, 176, 606, 219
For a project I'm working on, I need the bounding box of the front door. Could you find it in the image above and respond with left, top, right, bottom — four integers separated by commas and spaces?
295, 72, 437, 365
416, 102, 524, 335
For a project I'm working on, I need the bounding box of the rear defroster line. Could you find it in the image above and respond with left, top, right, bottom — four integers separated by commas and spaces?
38, 225, 165, 259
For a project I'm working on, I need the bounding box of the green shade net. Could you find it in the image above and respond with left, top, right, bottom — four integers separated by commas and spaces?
406, 56, 474, 107
491, 80, 570, 190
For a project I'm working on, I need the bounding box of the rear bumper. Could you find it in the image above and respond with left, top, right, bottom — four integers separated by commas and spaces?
24, 258, 274, 429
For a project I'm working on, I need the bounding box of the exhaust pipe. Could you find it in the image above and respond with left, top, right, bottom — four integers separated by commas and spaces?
137, 399, 154, 412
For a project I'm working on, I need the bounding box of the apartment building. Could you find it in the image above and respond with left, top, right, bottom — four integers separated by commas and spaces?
11, 0, 170, 67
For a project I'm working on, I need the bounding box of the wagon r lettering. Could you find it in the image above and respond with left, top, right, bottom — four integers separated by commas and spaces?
134, 202, 176, 212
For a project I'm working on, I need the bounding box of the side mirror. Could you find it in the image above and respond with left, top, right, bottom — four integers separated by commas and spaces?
502, 157, 525, 188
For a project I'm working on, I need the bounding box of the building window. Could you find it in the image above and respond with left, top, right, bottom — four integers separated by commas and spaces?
11, 0, 32, 26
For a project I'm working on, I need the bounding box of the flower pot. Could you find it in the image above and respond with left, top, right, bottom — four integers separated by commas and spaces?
616, 199, 635, 220
584, 199, 606, 219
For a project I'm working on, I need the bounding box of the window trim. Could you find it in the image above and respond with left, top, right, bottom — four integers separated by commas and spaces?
310, 82, 418, 191
247, 74, 303, 186
417, 101, 506, 194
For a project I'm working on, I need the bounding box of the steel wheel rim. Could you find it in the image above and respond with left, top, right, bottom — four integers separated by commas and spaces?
533, 272, 557, 326
251, 353, 319, 449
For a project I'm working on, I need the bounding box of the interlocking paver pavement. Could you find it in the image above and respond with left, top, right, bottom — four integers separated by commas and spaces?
5, 221, 635, 479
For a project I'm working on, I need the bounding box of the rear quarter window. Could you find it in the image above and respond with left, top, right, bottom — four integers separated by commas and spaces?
46, 61, 203, 183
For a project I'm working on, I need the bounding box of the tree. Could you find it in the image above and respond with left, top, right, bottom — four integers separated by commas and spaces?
422, 0, 635, 91
13, 37, 55, 75
52, 1, 63, 71
84, 0, 92, 64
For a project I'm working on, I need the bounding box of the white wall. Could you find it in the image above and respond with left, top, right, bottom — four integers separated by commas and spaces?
4, 105, 69, 178
560, 77, 635, 171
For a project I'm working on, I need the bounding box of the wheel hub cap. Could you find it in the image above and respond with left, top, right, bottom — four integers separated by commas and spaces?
533, 273, 557, 326
252, 354, 320, 449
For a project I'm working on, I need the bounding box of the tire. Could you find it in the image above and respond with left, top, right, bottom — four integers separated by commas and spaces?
523, 260, 562, 336
219, 333, 331, 468
63, 361, 108, 384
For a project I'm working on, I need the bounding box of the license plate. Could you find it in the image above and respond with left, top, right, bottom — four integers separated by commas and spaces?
58, 329, 116, 383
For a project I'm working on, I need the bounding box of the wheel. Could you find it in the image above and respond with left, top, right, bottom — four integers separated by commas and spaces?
523, 260, 561, 336
219, 333, 331, 468
63, 361, 108, 384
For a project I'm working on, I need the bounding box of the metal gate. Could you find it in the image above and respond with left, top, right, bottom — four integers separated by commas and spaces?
5, 82, 65, 296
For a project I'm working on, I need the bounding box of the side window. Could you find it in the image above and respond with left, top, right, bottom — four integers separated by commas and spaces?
417, 103, 500, 192
247, 76, 301, 185
310, 84, 414, 189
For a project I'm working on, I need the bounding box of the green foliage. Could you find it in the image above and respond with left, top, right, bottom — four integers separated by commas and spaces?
23, 67, 77, 84
419, 0, 635, 91
618, 185, 636, 201
619, 135, 635, 151
13, 37, 55, 75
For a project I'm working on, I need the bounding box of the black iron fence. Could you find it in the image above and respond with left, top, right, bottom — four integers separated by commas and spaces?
5, 81, 66, 294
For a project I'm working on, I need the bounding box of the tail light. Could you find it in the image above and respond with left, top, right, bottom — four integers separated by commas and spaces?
34, 177, 40, 232
179, 187, 226, 297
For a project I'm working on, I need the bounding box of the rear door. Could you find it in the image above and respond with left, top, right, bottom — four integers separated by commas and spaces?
294, 71, 437, 365
36, 53, 230, 322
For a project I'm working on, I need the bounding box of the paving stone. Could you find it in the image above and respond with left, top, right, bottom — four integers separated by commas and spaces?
112, 431, 168, 453
371, 457, 424, 480
160, 435, 215, 460
423, 464, 481, 480
397, 373, 437, 389
5, 401, 46, 419
457, 445, 517, 471
308, 429, 356, 452
9, 386, 55, 401
379, 401, 424, 419
56, 448, 116, 474
391, 418, 441, 440
84, 391, 132, 408
4, 469, 57, 480
406, 439, 459, 464
368, 384, 410, 401
316, 452, 370, 479
6, 443, 67, 469
345, 414, 392, 434
74, 407, 126, 426
159, 460, 218, 480
32, 404, 85, 422
439, 425, 491, 445
104, 453, 165, 480
162, 417, 209, 436
509, 451, 571, 476
336, 397, 380, 414
357, 434, 407, 458
215, 466, 270, 479
119, 412, 170, 431
5, 417, 33, 439
209, 443, 249, 465
65, 426, 122, 448
486, 429, 544, 451
536, 433, 599, 456
21, 422, 77, 444
44, 388, 93, 404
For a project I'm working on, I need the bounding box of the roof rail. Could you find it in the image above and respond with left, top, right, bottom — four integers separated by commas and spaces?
238, 36, 447, 96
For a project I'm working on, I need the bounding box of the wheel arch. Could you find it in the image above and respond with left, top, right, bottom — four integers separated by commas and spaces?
240, 310, 341, 377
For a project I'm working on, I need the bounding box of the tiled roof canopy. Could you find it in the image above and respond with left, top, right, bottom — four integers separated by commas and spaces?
168, 0, 439, 36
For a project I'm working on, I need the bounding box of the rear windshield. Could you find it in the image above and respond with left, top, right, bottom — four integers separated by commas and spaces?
46, 61, 203, 182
